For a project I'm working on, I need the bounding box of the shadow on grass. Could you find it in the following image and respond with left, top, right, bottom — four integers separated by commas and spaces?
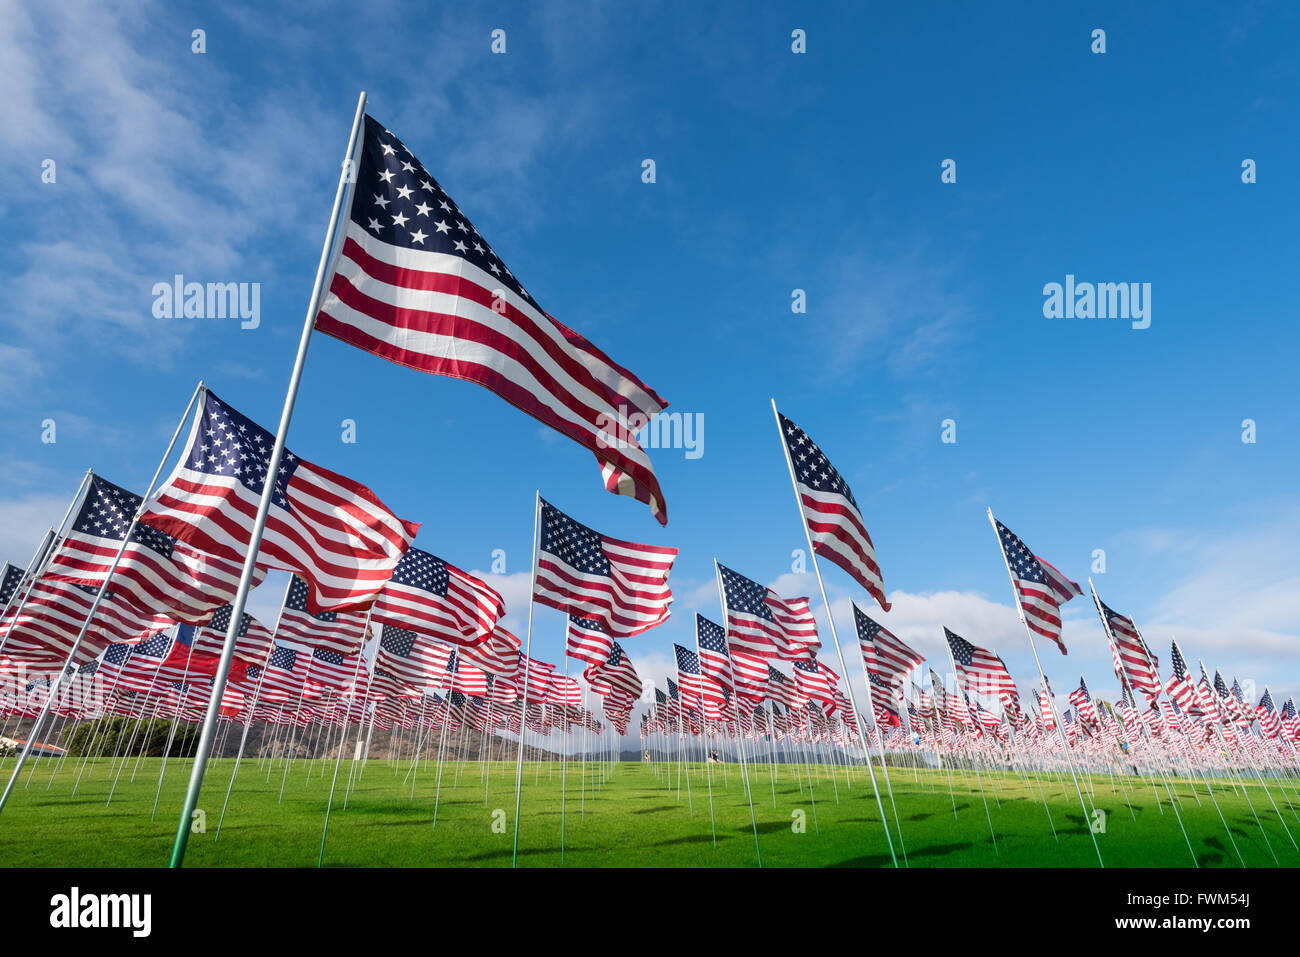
653, 834, 730, 847
831, 841, 975, 867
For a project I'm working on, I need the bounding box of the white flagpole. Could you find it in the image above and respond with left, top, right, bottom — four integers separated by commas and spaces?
0, 380, 204, 819
167, 91, 368, 868
692, 621, 717, 849
986, 506, 1103, 867
511, 490, 543, 868
713, 559, 764, 867
1088, 578, 1198, 865
769, 398, 902, 867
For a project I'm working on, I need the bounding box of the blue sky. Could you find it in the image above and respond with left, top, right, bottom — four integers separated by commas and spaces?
2, 1, 1298, 729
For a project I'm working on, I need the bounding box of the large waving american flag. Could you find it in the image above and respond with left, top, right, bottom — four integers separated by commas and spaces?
777, 411, 889, 611
533, 499, 676, 638
945, 627, 1018, 698
375, 624, 452, 691
565, 615, 614, 668
853, 603, 925, 688
370, 547, 503, 648
315, 115, 670, 524
716, 563, 819, 660
139, 388, 418, 614
993, 519, 1080, 655
1094, 594, 1160, 702
45, 473, 266, 626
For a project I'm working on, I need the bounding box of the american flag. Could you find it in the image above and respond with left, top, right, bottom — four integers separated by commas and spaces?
445, 649, 490, 696
993, 519, 1080, 655
519, 654, 556, 704
695, 614, 731, 690
565, 615, 614, 668
0, 576, 173, 669
375, 624, 452, 691
534, 499, 676, 638
455, 624, 520, 678
729, 648, 771, 701
1230, 678, 1252, 726
277, 575, 371, 655
1195, 666, 1221, 721
767, 664, 807, 709
254, 642, 312, 702
945, 628, 1017, 697
1165, 640, 1197, 712
868, 670, 900, 722
0, 563, 24, 607
548, 675, 583, 708
1218, 672, 1248, 726
716, 563, 819, 660
1069, 676, 1097, 727
305, 647, 362, 696
45, 473, 266, 626
314, 115, 670, 524
776, 411, 889, 611
1038, 688, 1057, 731
112, 631, 176, 694
792, 658, 838, 705
371, 546, 503, 647
185, 604, 276, 669
1257, 688, 1282, 738
584, 643, 641, 707
853, 603, 924, 688
1093, 595, 1160, 702
675, 642, 728, 719
672, 643, 704, 710
138, 388, 418, 613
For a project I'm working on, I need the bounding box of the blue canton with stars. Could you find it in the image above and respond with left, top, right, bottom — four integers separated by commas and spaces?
186, 390, 302, 509
104, 643, 134, 666
285, 575, 336, 621
269, 644, 298, 671
207, 603, 253, 639
1170, 641, 1189, 681
852, 604, 884, 644
673, 643, 700, 674
349, 115, 540, 311
717, 565, 774, 623
74, 474, 176, 558
539, 500, 611, 577
390, 547, 450, 597
134, 632, 173, 660
380, 624, 419, 658
778, 412, 860, 510
0, 564, 23, 605
995, 521, 1048, 586
944, 628, 977, 667
695, 614, 727, 656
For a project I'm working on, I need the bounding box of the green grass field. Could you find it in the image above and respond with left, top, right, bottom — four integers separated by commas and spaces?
1, 753, 1297, 867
